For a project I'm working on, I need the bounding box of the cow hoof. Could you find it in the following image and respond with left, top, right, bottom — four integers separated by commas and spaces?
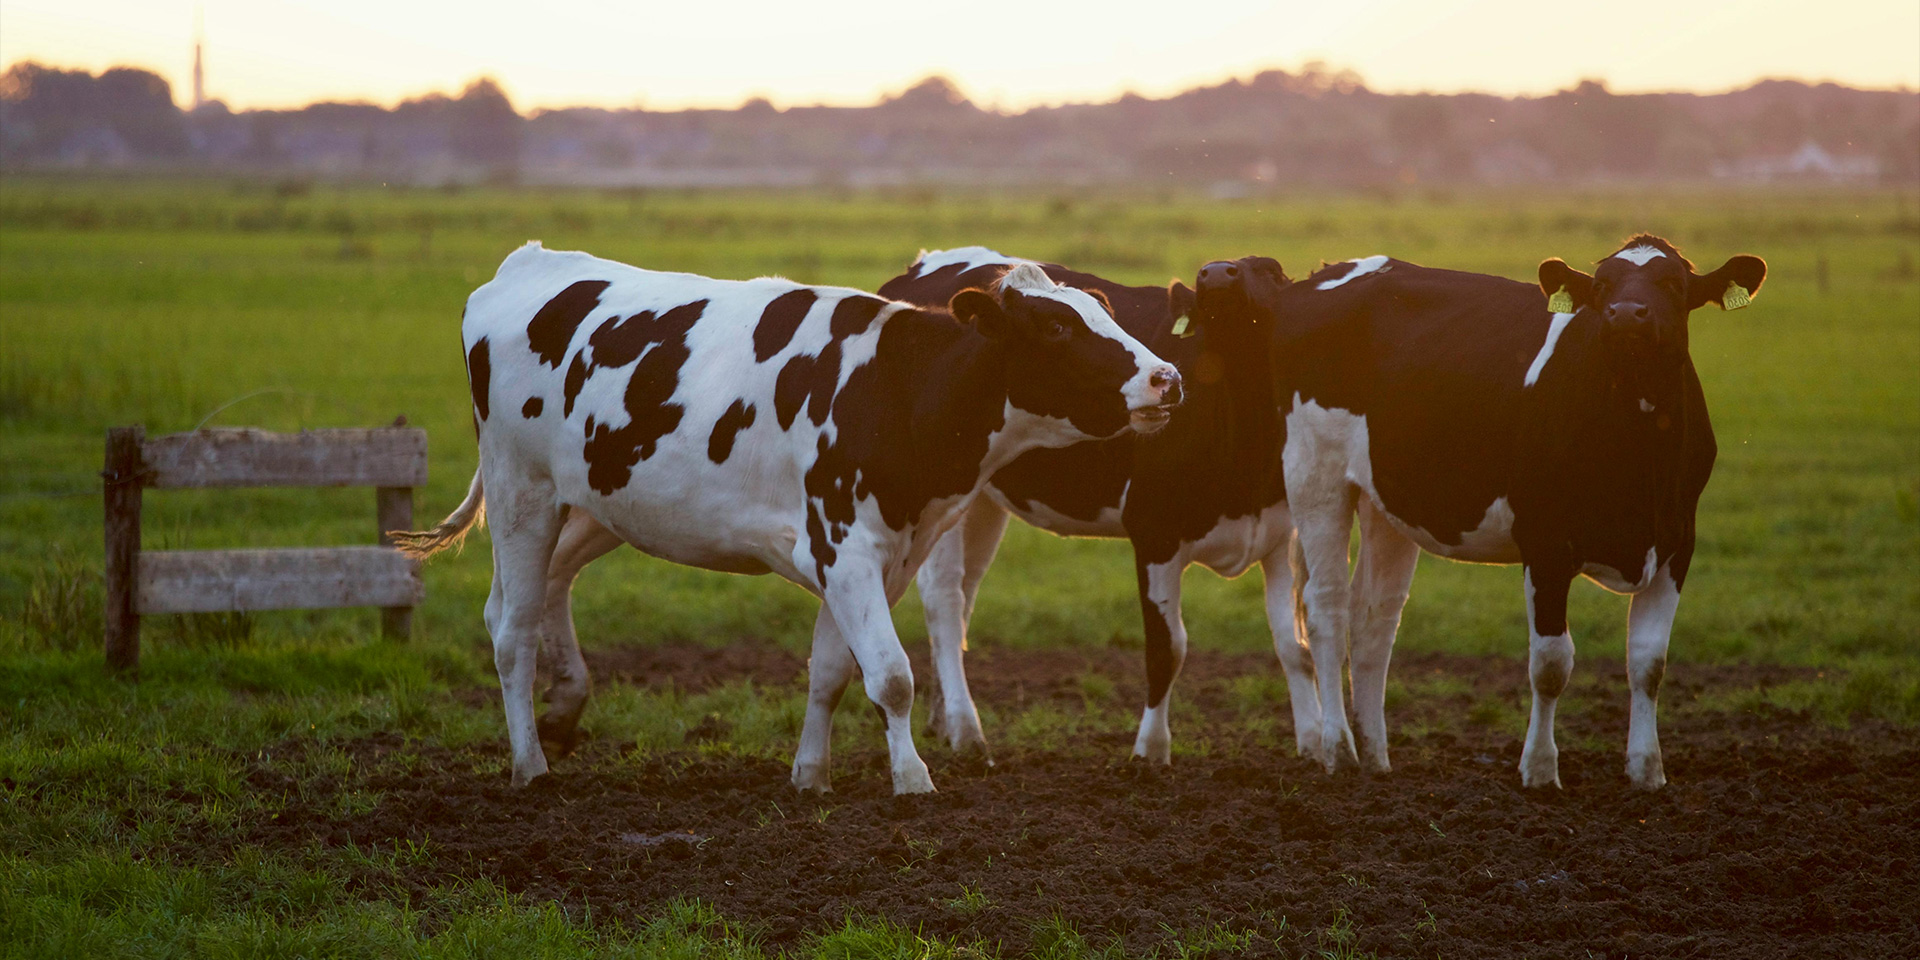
892, 763, 936, 795
1519, 757, 1562, 789
1626, 753, 1666, 791
509, 763, 549, 789
1293, 728, 1321, 757
537, 714, 583, 757
791, 763, 832, 793
946, 721, 991, 757
1320, 731, 1360, 775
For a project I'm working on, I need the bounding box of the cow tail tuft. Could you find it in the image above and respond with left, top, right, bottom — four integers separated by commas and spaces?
388, 468, 485, 560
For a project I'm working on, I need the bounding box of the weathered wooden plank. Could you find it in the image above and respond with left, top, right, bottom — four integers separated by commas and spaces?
141, 428, 428, 489
375, 486, 415, 640
136, 547, 423, 614
104, 425, 146, 674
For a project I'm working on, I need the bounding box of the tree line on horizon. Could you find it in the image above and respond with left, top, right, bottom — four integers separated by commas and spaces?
2, 61, 1915, 187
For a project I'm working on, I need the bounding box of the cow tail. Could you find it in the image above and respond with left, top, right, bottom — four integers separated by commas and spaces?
388, 468, 485, 560
1287, 531, 1310, 649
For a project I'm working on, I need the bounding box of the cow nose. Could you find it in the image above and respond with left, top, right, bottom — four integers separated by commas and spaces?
1197, 261, 1240, 292
1605, 301, 1650, 323
1150, 367, 1183, 405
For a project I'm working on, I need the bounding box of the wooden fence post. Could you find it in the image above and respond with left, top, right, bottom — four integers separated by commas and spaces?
103, 425, 146, 674
376, 485, 414, 640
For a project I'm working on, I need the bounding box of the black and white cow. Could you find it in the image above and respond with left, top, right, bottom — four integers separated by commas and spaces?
876, 248, 1309, 764
394, 242, 1181, 794
1233, 235, 1765, 789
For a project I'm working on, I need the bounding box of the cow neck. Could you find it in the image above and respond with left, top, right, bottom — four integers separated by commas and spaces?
1528, 310, 1693, 481
887, 309, 1018, 487
1182, 321, 1282, 469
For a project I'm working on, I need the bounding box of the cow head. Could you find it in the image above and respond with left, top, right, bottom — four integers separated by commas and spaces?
1193, 257, 1292, 333
1539, 235, 1766, 387
950, 263, 1183, 438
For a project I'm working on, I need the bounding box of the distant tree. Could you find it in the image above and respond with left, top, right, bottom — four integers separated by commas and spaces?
882, 76, 974, 112
0, 62, 187, 163
449, 77, 522, 173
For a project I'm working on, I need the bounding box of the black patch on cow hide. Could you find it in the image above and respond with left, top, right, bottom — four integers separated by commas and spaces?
521, 396, 543, 419
707, 400, 756, 464
563, 352, 590, 416
753, 289, 817, 362
466, 337, 491, 421
527, 280, 610, 368
805, 502, 836, 585
773, 339, 842, 430
580, 300, 709, 494
830, 296, 888, 339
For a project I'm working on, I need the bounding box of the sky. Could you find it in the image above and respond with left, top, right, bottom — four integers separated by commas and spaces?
2, 0, 1915, 112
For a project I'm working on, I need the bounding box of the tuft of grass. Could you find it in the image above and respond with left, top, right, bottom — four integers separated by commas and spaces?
161, 611, 257, 650
17, 545, 101, 652
938, 883, 994, 916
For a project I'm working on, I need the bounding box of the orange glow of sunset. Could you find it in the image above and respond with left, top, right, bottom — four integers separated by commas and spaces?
2, 0, 1915, 111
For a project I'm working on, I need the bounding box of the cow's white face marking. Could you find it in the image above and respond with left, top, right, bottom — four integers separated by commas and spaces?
1639, 398, 1656, 413
999, 263, 1168, 416
1613, 246, 1667, 266
1524, 311, 1578, 387
912, 246, 1011, 277
1316, 255, 1390, 290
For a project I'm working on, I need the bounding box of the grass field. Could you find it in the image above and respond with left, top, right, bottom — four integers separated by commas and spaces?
2, 177, 1917, 957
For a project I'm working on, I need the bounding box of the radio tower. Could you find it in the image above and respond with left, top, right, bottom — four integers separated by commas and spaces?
191, 7, 205, 110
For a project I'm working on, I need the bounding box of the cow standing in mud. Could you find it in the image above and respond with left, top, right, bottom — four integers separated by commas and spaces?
396, 243, 1181, 794
1220, 235, 1764, 789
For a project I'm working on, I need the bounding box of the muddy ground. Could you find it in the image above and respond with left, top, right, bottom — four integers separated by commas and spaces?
229, 645, 1918, 958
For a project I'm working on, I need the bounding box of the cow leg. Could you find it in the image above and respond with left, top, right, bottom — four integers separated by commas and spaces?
1624, 565, 1679, 790
1292, 489, 1361, 774
1131, 548, 1189, 765
791, 605, 857, 792
1520, 565, 1576, 789
535, 510, 624, 756
482, 474, 566, 787
1261, 536, 1321, 756
916, 499, 1009, 754
1348, 501, 1420, 774
823, 562, 934, 795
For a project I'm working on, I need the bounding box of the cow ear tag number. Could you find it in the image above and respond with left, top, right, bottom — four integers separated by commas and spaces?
1170, 313, 1194, 337
1722, 282, 1751, 311
1547, 286, 1575, 313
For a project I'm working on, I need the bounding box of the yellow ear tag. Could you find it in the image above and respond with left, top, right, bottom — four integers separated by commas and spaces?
1170, 313, 1193, 337
1722, 282, 1751, 311
1547, 287, 1574, 313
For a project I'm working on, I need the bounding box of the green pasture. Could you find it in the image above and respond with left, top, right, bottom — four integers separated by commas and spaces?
1, 177, 1917, 957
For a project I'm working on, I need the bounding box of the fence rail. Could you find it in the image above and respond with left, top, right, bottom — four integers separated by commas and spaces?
103, 423, 427, 674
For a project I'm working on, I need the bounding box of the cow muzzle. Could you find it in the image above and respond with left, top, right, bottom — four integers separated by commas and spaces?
1197, 260, 1242, 293
1129, 365, 1184, 433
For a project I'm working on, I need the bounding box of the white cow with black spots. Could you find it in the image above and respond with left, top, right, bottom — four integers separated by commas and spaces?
395, 242, 1181, 794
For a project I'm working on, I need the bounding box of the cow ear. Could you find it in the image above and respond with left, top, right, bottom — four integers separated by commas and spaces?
1690, 254, 1767, 311
1084, 287, 1114, 317
1538, 259, 1594, 312
950, 288, 1010, 340
1167, 280, 1196, 321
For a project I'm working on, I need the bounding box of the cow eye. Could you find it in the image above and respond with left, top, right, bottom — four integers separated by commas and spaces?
1041, 319, 1070, 342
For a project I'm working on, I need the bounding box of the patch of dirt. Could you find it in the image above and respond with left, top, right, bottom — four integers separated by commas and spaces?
232, 645, 1917, 959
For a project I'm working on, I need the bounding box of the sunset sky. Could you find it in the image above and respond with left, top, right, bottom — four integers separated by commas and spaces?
2, 0, 1915, 112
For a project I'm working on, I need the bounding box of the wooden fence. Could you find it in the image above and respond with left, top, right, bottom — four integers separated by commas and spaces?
102, 424, 428, 673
